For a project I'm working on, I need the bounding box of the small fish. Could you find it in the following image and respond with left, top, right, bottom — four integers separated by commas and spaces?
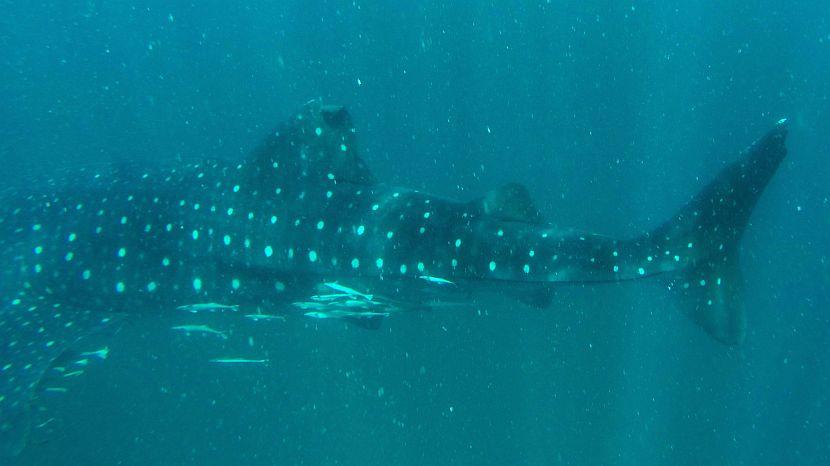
296, 298, 385, 312
304, 310, 389, 319
209, 358, 269, 364
342, 299, 381, 308
63, 370, 84, 378
43, 387, 68, 394
349, 310, 389, 317
171, 324, 228, 339
176, 303, 240, 313
80, 347, 109, 360
292, 301, 329, 311
74, 359, 89, 366
322, 282, 373, 301
35, 418, 56, 429
310, 293, 354, 301
419, 275, 456, 286
244, 314, 286, 322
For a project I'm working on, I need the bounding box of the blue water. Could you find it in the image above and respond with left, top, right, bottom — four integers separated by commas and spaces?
2, 1, 828, 464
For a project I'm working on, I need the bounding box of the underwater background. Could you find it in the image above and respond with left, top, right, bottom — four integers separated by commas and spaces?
1, 0, 828, 464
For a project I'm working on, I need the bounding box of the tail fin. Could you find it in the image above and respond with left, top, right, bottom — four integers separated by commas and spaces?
651, 120, 788, 344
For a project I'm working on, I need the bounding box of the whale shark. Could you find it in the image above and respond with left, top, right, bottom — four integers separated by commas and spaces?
0, 101, 788, 455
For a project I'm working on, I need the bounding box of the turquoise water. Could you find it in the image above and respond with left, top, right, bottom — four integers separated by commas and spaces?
2, 1, 828, 464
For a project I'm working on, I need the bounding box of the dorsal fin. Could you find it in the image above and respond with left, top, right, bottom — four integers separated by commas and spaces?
473, 182, 543, 224
248, 100, 375, 186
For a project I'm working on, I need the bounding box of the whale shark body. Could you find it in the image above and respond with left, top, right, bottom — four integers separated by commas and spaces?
0, 101, 788, 455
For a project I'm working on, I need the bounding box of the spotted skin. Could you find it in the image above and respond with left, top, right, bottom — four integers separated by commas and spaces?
0, 102, 788, 455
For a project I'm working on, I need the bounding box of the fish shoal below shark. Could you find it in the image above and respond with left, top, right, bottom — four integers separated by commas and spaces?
0, 100, 789, 456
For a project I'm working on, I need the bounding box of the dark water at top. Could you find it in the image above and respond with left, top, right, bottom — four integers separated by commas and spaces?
1, 1, 828, 464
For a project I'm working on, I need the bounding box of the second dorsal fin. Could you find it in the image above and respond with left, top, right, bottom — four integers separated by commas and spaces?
475, 182, 543, 224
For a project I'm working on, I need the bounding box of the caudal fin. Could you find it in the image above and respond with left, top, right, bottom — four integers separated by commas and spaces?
651, 120, 788, 344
